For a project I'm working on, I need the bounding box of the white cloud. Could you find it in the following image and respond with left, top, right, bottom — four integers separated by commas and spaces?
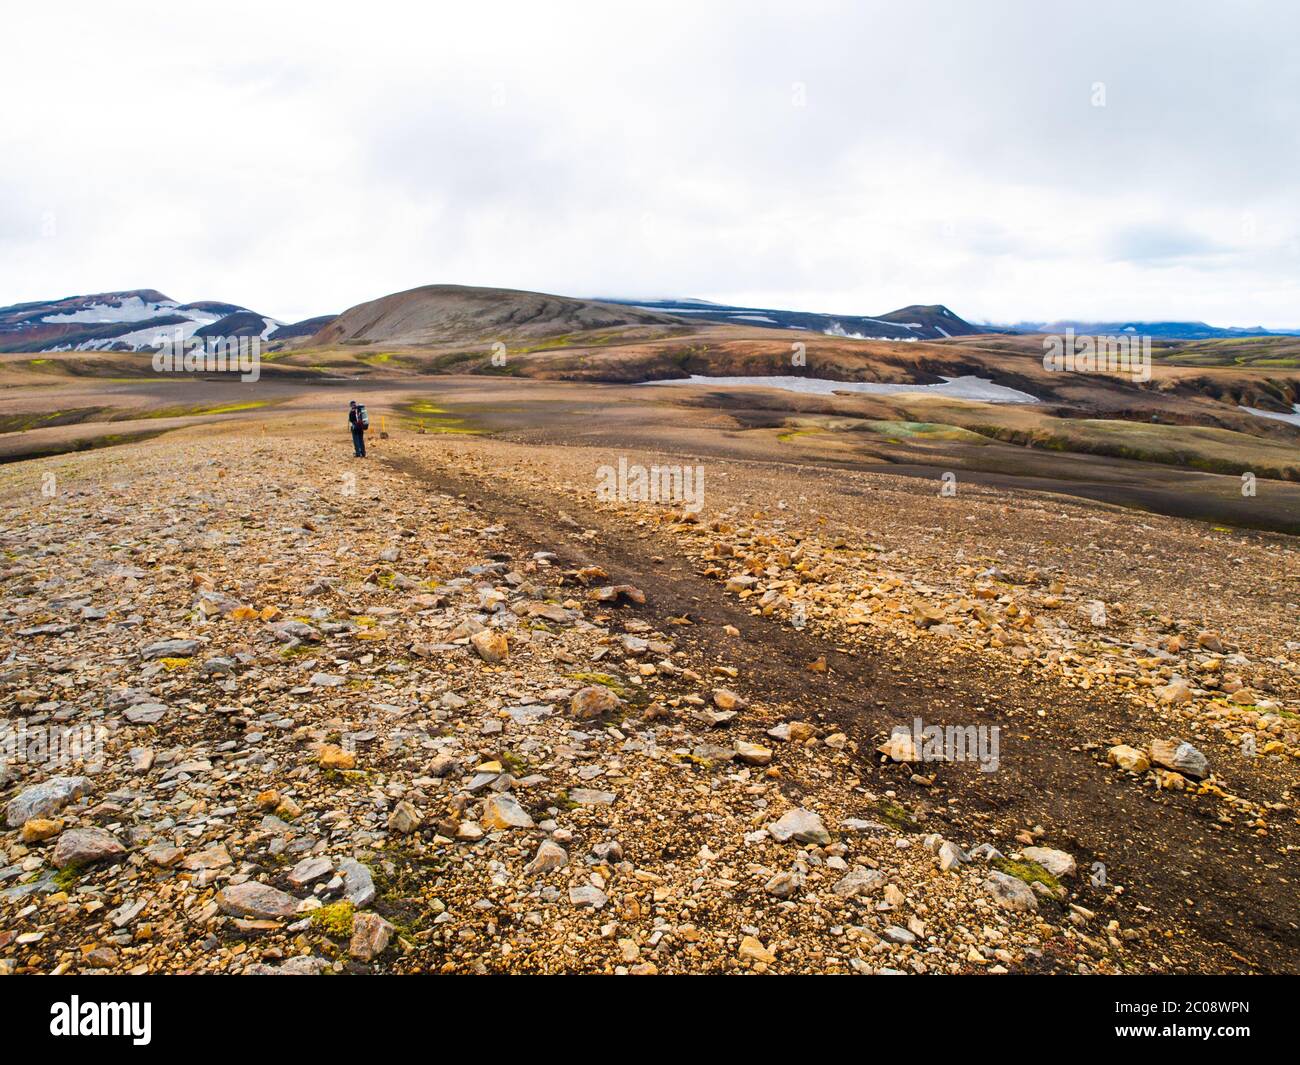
2, 0, 1298, 326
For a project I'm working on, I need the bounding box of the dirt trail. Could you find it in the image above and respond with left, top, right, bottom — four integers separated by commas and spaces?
381, 442, 1300, 974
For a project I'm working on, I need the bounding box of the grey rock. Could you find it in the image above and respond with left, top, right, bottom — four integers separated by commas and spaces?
591, 841, 624, 863
217, 882, 302, 919
5, 775, 90, 827
52, 827, 126, 867
123, 702, 167, 724
481, 794, 534, 830
523, 840, 568, 876
1021, 846, 1077, 879
832, 866, 885, 897
569, 685, 621, 720
245, 955, 330, 975
841, 818, 890, 833
1170, 742, 1209, 780
337, 858, 376, 908
287, 856, 333, 889
765, 870, 804, 898
386, 800, 421, 835
567, 788, 616, 806
769, 808, 830, 845
569, 884, 609, 909
349, 912, 393, 961
428, 754, 458, 777
269, 620, 321, 643
141, 639, 199, 660
128, 747, 155, 773
200, 657, 237, 676
983, 871, 1039, 912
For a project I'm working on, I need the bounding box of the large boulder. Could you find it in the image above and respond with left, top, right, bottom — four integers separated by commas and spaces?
5, 776, 89, 828
768, 808, 830, 845
1150, 739, 1208, 780
1020, 846, 1077, 879
217, 882, 302, 920
983, 871, 1038, 912
51, 828, 126, 867
569, 685, 621, 720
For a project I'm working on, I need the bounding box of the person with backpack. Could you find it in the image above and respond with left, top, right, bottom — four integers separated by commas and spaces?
348, 400, 369, 457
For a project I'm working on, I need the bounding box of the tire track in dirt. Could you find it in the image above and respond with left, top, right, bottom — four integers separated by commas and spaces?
381, 445, 1300, 974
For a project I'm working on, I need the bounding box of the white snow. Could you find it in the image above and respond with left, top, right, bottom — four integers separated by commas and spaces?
824, 322, 919, 341
646, 374, 1040, 404
33, 298, 282, 352
729, 314, 777, 323
40, 296, 181, 325
1240, 403, 1300, 428
634, 306, 723, 314
72, 319, 209, 351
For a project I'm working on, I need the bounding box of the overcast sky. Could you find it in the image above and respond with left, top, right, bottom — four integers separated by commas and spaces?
3, 0, 1299, 326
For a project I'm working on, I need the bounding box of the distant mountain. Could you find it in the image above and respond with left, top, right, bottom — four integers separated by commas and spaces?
1003, 319, 1300, 340
602, 297, 986, 341
268, 315, 338, 341
310, 285, 684, 346
0, 290, 285, 353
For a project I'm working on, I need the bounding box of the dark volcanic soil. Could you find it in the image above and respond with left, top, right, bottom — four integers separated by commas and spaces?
381, 437, 1300, 974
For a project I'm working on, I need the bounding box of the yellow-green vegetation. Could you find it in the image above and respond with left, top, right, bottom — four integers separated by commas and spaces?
397, 398, 486, 435
870, 799, 919, 832
969, 419, 1299, 481
993, 856, 1062, 894
0, 408, 109, 434
193, 400, 268, 415
1153, 334, 1300, 368
310, 900, 355, 937
413, 419, 482, 435
1, 400, 273, 435
358, 351, 401, 367
499, 750, 530, 775
862, 420, 990, 444
776, 428, 825, 443
567, 671, 629, 696
123, 399, 271, 421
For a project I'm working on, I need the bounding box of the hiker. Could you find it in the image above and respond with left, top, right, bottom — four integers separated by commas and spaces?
348, 400, 368, 457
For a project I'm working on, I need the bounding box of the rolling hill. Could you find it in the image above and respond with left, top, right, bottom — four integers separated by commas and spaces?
309, 285, 688, 347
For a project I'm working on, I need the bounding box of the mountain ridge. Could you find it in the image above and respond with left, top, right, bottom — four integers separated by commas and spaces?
602, 296, 987, 341
0, 290, 328, 354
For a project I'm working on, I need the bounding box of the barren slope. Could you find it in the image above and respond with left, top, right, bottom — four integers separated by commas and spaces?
310, 285, 688, 347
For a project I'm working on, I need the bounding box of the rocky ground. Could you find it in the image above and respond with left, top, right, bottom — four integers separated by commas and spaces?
1, 416, 1296, 975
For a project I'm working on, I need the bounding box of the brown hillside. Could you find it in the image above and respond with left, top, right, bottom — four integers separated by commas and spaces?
310, 284, 687, 346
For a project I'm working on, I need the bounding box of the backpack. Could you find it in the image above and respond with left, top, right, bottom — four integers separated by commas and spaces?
356, 404, 370, 430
